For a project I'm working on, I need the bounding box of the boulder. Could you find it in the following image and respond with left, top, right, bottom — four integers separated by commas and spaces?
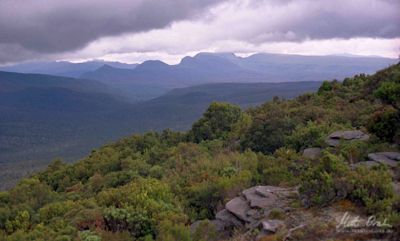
254, 185, 290, 197
368, 152, 400, 168
256, 219, 285, 240
381, 152, 400, 160
246, 208, 263, 220
326, 130, 369, 147
329, 130, 369, 140
215, 209, 243, 228
260, 219, 285, 233
225, 197, 251, 222
242, 186, 278, 209
210, 219, 226, 232
302, 147, 322, 159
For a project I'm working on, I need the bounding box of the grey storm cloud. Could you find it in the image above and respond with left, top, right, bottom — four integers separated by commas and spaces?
0, 0, 223, 53
289, 0, 400, 40
244, 0, 400, 43
0, 0, 399, 63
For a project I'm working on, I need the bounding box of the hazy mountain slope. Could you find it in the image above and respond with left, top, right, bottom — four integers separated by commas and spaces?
229, 53, 396, 81
0, 87, 130, 112
81, 64, 169, 101
0, 79, 320, 189
0, 71, 134, 165
0, 60, 137, 78
114, 81, 321, 131
0, 71, 134, 166
0, 70, 111, 93
163, 81, 321, 106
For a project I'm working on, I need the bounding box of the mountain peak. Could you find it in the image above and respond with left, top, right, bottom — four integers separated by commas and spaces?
142, 60, 168, 65
194, 52, 237, 58
135, 60, 169, 71
180, 52, 237, 65
98, 64, 114, 70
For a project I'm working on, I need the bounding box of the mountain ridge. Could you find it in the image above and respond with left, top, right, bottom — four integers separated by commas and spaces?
0, 60, 138, 78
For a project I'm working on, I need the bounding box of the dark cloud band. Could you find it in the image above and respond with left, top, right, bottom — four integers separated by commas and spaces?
0, 0, 223, 53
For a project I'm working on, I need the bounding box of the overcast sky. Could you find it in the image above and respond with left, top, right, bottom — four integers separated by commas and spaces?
0, 0, 399, 64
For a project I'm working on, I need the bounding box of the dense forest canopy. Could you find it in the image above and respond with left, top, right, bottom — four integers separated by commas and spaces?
0, 63, 399, 240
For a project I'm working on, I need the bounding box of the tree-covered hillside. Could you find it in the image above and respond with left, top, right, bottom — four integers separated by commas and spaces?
0, 64, 399, 240
0, 79, 319, 190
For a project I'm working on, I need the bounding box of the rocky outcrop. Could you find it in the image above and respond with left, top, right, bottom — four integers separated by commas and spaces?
220, 186, 298, 231
225, 197, 251, 222
353, 152, 400, 169
302, 147, 322, 159
368, 152, 400, 168
190, 137, 399, 240
191, 184, 394, 240
215, 209, 242, 229
325, 130, 369, 147
191, 185, 298, 239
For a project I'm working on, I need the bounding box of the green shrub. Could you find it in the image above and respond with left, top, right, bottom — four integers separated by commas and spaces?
79, 230, 101, 241
149, 165, 164, 179
192, 220, 217, 241
103, 208, 155, 239
285, 121, 333, 150
299, 153, 351, 207
338, 140, 370, 164
368, 107, 400, 143
374, 82, 400, 108
156, 220, 191, 241
241, 103, 295, 154
268, 208, 285, 220
349, 166, 394, 214
189, 102, 243, 143
38, 201, 75, 224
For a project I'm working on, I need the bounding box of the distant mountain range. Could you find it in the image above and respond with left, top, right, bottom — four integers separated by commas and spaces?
81, 53, 396, 100
1, 53, 396, 102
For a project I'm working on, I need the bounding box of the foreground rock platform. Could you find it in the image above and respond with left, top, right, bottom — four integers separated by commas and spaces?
191, 185, 396, 240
